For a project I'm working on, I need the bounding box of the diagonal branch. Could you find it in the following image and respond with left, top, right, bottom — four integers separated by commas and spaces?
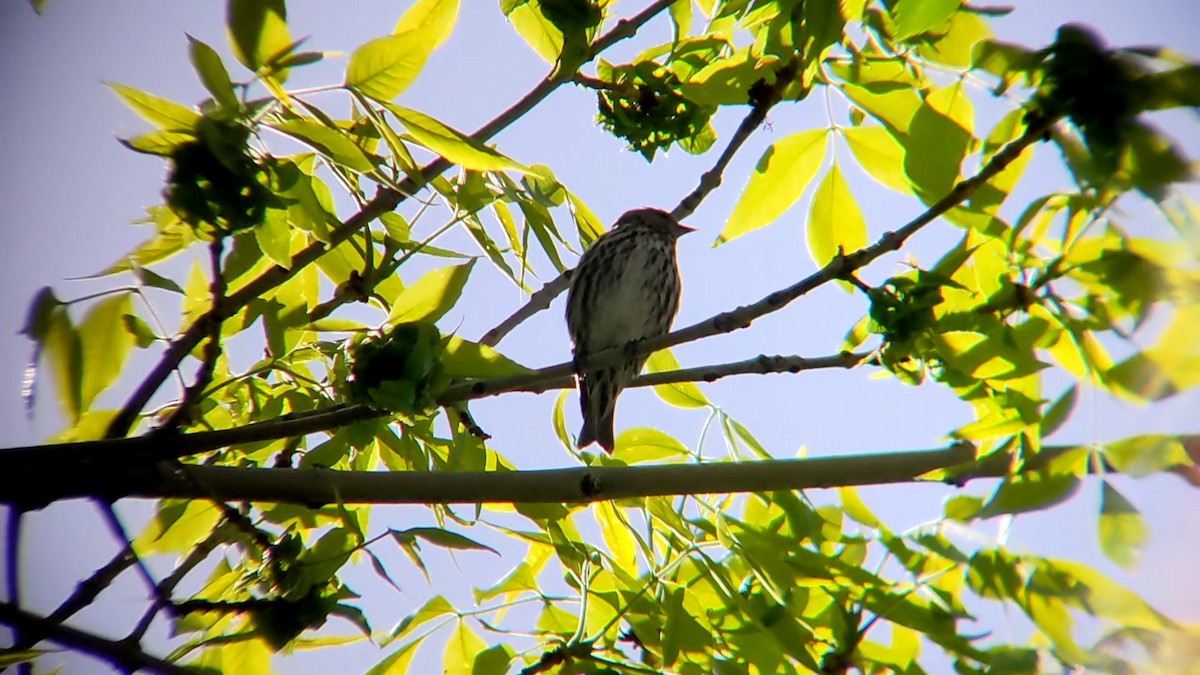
156, 238, 226, 434
103, 0, 679, 440
0, 602, 194, 675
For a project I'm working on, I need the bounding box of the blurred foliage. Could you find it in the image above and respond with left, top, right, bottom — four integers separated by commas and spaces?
16, 0, 1200, 673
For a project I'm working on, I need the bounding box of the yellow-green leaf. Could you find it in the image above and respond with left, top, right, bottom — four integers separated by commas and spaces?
807, 163, 868, 276
78, 293, 135, 413
503, 1, 564, 64
188, 35, 239, 110
441, 336, 532, 379
227, 0, 290, 71
271, 119, 377, 173
718, 129, 827, 245
346, 0, 455, 105
904, 84, 973, 204
890, 0, 961, 41
595, 501, 637, 570
1098, 482, 1147, 569
842, 126, 910, 194
106, 83, 199, 131
443, 620, 485, 675
614, 427, 689, 464
387, 260, 475, 324
386, 105, 527, 172
645, 349, 709, 408
394, 0, 459, 48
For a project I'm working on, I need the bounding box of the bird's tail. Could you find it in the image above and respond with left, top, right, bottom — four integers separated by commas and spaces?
577, 373, 617, 453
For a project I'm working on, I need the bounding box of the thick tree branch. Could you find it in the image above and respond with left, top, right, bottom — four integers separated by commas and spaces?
0, 602, 194, 675
103, 0, 678, 440
32, 440, 1199, 506
0, 352, 860, 492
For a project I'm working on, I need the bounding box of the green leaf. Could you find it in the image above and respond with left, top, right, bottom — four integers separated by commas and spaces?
503, 1, 564, 65
271, 119, 377, 173
78, 293, 135, 412
1098, 482, 1147, 569
367, 637, 424, 674
977, 472, 1080, 519
390, 527, 499, 555
134, 499, 222, 555
471, 644, 513, 675
842, 126, 910, 194
1041, 385, 1076, 437
718, 129, 827, 245
807, 163, 868, 275
644, 349, 709, 408
1103, 434, 1191, 477
444, 620, 486, 674
123, 314, 158, 348
386, 595, 456, 644
943, 494, 982, 522
255, 208, 292, 268
41, 306, 81, 422
386, 105, 527, 172
106, 83, 200, 131
345, 0, 459, 102
187, 35, 240, 110
839, 487, 881, 528
387, 260, 475, 325
904, 85, 972, 205
595, 500, 637, 570
440, 336, 532, 379
613, 427, 689, 463
346, 33, 436, 102
890, 0, 961, 41
227, 0, 290, 71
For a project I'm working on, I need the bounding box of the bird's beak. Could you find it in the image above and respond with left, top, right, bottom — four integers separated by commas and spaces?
674, 222, 696, 237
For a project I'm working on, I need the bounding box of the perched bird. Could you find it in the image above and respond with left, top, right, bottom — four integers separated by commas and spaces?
566, 207, 693, 452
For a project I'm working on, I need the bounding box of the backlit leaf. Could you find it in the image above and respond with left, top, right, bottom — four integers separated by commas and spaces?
387, 105, 527, 172
387, 260, 475, 324
719, 129, 827, 244
1098, 482, 1147, 569
645, 349, 709, 408
227, 0, 290, 71
807, 163, 868, 274
271, 119, 377, 173
107, 83, 199, 131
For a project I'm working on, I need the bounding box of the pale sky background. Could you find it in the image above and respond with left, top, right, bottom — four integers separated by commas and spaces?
0, 2, 1198, 673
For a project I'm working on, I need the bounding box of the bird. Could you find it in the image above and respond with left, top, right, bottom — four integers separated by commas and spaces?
565, 207, 693, 452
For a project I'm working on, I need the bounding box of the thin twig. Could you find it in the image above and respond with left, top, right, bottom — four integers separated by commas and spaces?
478, 270, 573, 347
126, 525, 226, 644
102, 0, 679, 441
41, 545, 136, 627
0, 602, 195, 675
156, 238, 226, 434
95, 503, 160, 604
5, 508, 30, 675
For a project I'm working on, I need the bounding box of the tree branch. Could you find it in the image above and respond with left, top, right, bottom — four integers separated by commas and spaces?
0, 351, 861, 494
156, 238, 226, 434
103, 0, 679, 440
0, 602, 195, 675
45, 440, 1200, 506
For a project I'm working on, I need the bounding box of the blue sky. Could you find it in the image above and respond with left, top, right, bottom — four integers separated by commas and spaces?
1, 1, 1198, 672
